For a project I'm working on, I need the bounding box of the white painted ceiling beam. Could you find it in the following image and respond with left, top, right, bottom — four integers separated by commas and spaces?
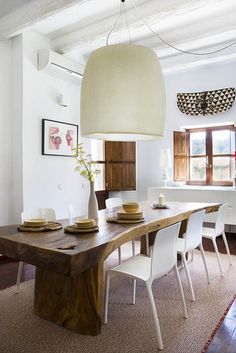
152, 30, 236, 59
0, 0, 84, 40
63, 24, 236, 67
163, 51, 236, 74
52, 0, 236, 55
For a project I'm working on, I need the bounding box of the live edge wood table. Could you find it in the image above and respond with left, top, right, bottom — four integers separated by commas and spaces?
0, 201, 220, 336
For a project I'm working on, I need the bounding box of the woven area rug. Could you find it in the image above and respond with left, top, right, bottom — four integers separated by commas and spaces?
1, 245, 236, 353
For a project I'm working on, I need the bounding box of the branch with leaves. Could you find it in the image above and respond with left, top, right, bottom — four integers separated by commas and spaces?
72, 143, 100, 182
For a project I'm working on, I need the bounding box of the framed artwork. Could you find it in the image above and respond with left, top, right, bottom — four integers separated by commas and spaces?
42, 119, 78, 157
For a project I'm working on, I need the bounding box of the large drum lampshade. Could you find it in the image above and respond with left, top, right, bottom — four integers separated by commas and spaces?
80, 44, 165, 141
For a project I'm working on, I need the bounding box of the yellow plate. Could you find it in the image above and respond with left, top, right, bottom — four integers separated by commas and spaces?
75, 218, 96, 228
23, 219, 48, 227
117, 209, 143, 216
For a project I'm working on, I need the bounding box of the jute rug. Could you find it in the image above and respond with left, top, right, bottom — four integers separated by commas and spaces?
1, 245, 236, 353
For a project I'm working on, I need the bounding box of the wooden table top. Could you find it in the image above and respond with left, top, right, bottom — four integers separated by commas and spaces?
0, 201, 220, 276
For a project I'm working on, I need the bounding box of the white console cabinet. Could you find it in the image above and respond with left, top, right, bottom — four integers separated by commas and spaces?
148, 186, 236, 226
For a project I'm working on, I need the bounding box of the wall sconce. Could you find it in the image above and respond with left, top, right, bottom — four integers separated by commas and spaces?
57, 94, 68, 107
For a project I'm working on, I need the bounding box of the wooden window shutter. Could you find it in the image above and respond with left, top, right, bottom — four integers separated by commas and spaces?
232, 127, 236, 175
174, 131, 190, 181
105, 141, 136, 191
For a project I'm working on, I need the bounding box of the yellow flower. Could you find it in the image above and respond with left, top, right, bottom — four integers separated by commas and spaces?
73, 143, 100, 182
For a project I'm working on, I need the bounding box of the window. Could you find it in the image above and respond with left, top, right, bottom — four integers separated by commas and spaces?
91, 140, 136, 191
174, 125, 236, 186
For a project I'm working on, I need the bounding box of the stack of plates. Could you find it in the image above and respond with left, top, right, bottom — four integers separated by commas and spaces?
23, 219, 48, 227
74, 218, 98, 231
117, 209, 144, 220
18, 219, 62, 232
117, 203, 144, 221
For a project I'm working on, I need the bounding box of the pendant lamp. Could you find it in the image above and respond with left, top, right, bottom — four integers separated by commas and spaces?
80, 43, 165, 141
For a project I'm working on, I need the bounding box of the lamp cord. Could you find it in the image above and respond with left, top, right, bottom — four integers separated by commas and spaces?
141, 14, 236, 56
124, 2, 131, 44
106, 2, 123, 46
106, 0, 236, 56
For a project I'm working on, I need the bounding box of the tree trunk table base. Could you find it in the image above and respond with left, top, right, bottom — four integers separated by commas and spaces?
34, 265, 103, 336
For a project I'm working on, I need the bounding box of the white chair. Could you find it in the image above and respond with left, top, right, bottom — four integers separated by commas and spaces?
105, 198, 136, 264
68, 204, 75, 225
21, 208, 42, 222
105, 198, 123, 209
42, 208, 56, 222
177, 210, 210, 302
68, 204, 85, 225
202, 204, 232, 276
17, 208, 56, 293
104, 222, 187, 351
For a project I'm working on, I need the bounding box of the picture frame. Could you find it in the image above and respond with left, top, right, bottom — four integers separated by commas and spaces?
42, 119, 78, 157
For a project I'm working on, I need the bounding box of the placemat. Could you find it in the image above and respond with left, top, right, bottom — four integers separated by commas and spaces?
18, 222, 62, 232
64, 225, 99, 234
107, 217, 145, 224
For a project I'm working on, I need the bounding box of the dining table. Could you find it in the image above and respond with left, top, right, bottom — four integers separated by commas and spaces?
0, 201, 220, 336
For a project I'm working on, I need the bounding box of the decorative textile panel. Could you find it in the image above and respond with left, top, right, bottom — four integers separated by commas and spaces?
177, 88, 236, 116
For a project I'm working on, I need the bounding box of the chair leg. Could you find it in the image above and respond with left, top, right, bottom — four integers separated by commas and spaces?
118, 247, 122, 264
190, 250, 194, 262
132, 279, 136, 305
131, 240, 135, 257
182, 254, 195, 301
16, 261, 24, 294
145, 234, 149, 256
199, 243, 210, 284
104, 271, 111, 324
212, 238, 223, 276
146, 283, 163, 351
222, 232, 232, 265
173, 265, 187, 318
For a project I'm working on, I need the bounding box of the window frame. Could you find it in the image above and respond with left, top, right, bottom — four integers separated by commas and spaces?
186, 125, 235, 186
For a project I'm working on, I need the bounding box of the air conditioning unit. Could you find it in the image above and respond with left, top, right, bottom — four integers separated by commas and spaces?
37, 49, 84, 85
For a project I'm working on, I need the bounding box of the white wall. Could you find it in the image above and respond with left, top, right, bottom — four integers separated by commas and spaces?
136, 59, 236, 201
1, 32, 236, 223
0, 41, 12, 224
11, 35, 23, 223
22, 31, 90, 220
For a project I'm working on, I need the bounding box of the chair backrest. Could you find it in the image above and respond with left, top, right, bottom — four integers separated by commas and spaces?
21, 209, 42, 223
68, 204, 74, 225
215, 203, 227, 235
184, 210, 205, 251
21, 208, 56, 223
151, 222, 181, 279
42, 208, 56, 221
105, 198, 122, 209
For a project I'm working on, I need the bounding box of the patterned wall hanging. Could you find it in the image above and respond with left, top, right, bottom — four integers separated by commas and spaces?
177, 87, 236, 116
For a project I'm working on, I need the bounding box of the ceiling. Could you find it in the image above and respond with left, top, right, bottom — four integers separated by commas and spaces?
1, 0, 236, 72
